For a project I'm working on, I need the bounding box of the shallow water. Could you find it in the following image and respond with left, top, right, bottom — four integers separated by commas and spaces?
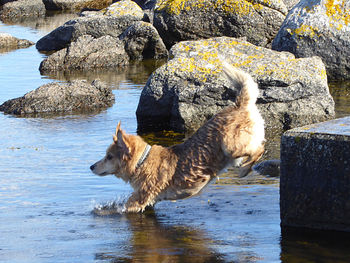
1, 14, 350, 263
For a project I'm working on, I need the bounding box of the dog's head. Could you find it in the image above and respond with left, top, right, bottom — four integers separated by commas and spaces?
90, 122, 131, 181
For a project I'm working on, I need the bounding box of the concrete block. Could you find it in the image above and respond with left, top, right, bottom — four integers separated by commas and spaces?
280, 116, 350, 232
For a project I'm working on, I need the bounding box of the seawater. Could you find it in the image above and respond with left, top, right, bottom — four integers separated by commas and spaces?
1, 14, 350, 263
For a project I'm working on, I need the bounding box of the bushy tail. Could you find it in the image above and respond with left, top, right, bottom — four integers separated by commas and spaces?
221, 61, 259, 109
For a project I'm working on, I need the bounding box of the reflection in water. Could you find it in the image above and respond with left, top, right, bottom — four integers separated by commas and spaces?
42, 59, 167, 87
280, 227, 350, 263
329, 81, 350, 118
95, 210, 226, 263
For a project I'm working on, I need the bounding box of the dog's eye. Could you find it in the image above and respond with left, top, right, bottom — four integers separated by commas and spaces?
106, 154, 113, 160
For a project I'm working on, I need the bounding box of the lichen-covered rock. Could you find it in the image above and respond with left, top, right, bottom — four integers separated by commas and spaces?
0, 0, 45, 20
39, 35, 129, 72
120, 21, 168, 60
103, 0, 144, 19
136, 37, 335, 133
0, 33, 34, 52
272, 0, 350, 81
36, 12, 140, 52
0, 80, 114, 115
153, 0, 288, 48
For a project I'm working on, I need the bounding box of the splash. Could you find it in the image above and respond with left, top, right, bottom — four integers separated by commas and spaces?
91, 196, 128, 215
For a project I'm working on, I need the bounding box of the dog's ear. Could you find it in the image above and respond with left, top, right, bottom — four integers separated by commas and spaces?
113, 121, 121, 143
113, 122, 130, 156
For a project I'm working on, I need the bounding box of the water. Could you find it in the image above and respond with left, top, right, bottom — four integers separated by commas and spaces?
1, 14, 350, 263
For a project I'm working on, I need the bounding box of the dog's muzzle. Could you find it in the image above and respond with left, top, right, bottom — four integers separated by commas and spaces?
90, 164, 96, 171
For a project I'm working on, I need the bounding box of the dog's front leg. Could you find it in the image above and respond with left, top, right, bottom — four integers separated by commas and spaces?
125, 192, 153, 213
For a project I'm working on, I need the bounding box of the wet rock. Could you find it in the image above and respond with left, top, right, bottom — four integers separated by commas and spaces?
120, 21, 168, 60
153, 0, 288, 49
0, 80, 114, 115
0, 0, 46, 20
272, 0, 350, 81
280, 116, 350, 232
136, 37, 335, 133
39, 35, 129, 72
253, 160, 280, 177
0, 32, 34, 52
36, 12, 140, 52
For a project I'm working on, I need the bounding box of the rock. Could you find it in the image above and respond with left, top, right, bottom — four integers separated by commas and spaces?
282, 0, 299, 10
39, 35, 129, 72
0, 0, 46, 20
136, 37, 335, 133
43, 0, 113, 10
120, 21, 168, 60
280, 116, 350, 232
36, 12, 140, 52
0, 80, 114, 115
153, 0, 288, 49
253, 160, 280, 177
272, 0, 350, 81
0, 33, 34, 52
103, 0, 144, 20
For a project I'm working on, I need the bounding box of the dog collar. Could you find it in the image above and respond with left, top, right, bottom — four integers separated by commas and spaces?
136, 144, 151, 168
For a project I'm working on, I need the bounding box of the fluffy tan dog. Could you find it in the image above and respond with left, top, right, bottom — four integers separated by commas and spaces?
90, 62, 265, 213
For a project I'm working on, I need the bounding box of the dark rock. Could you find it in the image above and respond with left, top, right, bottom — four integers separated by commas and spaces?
120, 21, 168, 60
272, 0, 350, 81
153, 0, 287, 49
253, 160, 280, 177
136, 37, 334, 133
0, 80, 114, 115
280, 116, 350, 232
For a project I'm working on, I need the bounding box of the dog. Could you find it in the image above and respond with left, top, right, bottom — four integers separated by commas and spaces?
90, 62, 265, 213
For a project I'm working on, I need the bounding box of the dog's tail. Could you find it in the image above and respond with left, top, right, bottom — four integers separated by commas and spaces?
221, 61, 259, 109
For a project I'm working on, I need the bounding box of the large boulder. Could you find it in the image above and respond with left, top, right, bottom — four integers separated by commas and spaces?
0, 0, 46, 20
0, 33, 34, 52
39, 35, 129, 72
0, 80, 114, 115
153, 0, 288, 49
36, 10, 140, 52
136, 37, 335, 133
272, 0, 350, 81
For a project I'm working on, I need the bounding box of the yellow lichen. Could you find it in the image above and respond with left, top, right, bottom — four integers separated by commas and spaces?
292, 24, 321, 38
324, 0, 350, 29
156, 0, 263, 16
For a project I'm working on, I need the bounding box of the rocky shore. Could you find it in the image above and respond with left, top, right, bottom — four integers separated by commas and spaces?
1, 0, 346, 129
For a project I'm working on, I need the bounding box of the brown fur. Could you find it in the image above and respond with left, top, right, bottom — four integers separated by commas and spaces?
90, 63, 265, 213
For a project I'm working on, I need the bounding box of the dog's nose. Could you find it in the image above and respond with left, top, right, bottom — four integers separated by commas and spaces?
90, 164, 95, 171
